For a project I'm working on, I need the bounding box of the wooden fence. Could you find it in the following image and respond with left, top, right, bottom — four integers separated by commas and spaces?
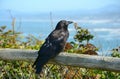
0, 49, 120, 72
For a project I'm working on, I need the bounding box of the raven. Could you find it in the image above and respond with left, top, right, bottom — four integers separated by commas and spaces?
33, 20, 73, 74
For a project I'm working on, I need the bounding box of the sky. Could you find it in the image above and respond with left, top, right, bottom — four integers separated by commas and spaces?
0, 0, 119, 13
0, 0, 120, 21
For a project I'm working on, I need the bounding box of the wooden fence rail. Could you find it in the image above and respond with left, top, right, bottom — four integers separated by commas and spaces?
0, 49, 120, 72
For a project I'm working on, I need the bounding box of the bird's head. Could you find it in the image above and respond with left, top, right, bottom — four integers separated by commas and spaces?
55, 20, 73, 30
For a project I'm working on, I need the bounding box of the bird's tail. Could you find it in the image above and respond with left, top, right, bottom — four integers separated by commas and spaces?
32, 56, 50, 74
32, 56, 39, 68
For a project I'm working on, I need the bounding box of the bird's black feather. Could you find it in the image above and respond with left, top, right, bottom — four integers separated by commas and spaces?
32, 20, 73, 74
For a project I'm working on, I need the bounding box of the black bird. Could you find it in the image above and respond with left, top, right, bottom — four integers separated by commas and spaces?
32, 20, 73, 74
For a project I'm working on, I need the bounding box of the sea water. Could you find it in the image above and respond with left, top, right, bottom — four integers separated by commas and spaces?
0, 20, 120, 56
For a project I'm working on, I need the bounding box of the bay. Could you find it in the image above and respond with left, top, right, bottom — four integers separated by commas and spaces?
0, 20, 120, 55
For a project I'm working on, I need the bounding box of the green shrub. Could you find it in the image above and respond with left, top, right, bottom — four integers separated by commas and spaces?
0, 25, 120, 79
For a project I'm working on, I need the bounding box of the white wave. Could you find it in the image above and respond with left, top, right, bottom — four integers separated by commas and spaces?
68, 27, 120, 41
91, 28, 120, 34
95, 35, 120, 41
89, 28, 120, 41
73, 19, 120, 24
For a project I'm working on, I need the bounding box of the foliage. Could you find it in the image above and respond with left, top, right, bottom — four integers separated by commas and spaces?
0, 25, 120, 79
0, 26, 43, 49
74, 23, 94, 44
0, 60, 37, 79
65, 23, 98, 55
0, 25, 43, 78
0, 26, 20, 48
111, 50, 120, 58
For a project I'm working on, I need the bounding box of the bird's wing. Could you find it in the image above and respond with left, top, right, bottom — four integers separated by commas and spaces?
38, 30, 68, 56
47, 29, 68, 45
52, 31, 65, 41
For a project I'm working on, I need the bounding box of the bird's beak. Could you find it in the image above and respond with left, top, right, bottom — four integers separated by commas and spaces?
68, 21, 73, 24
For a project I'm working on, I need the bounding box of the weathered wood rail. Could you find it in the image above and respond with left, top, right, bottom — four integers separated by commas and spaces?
0, 49, 120, 72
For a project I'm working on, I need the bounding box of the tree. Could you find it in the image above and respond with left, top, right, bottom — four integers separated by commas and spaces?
73, 23, 98, 55
74, 23, 94, 44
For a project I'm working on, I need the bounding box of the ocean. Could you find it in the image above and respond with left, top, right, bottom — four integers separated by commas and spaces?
0, 20, 120, 56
